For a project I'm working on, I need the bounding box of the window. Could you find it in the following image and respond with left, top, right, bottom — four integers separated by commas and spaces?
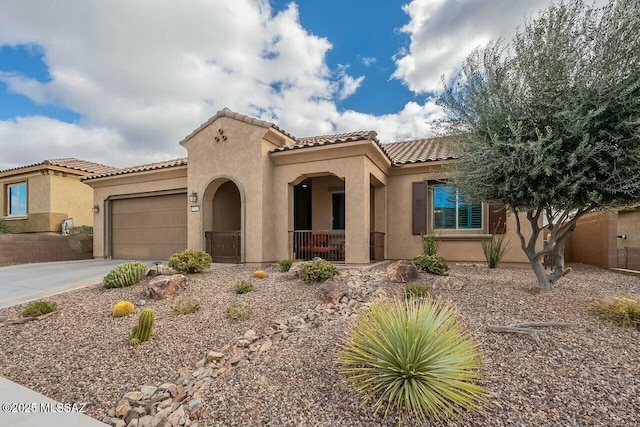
7, 182, 27, 216
332, 192, 345, 229
433, 185, 481, 230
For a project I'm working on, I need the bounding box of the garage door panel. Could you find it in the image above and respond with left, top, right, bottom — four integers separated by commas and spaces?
111, 194, 187, 260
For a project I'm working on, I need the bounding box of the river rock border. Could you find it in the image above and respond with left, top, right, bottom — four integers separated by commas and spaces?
103, 269, 389, 427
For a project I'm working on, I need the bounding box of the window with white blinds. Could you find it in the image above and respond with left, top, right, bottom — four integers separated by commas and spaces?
433, 185, 482, 230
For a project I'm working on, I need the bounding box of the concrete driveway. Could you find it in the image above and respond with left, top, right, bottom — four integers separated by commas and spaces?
0, 259, 149, 309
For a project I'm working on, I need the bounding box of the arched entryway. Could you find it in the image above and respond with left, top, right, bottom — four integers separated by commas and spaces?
203, 178, 243, 263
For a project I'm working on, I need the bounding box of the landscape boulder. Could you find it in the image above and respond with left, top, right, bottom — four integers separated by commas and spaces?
386, 260, 419, 283
145, 274, 187, 299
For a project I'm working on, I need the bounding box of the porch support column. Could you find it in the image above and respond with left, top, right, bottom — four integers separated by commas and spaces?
374, 184, 387, 258
345, 162, 370, 264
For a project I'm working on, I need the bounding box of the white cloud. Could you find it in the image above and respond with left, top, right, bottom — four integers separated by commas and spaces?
361, 56, 377, 67
0, 0, 510, 170
393, 0, 554, 94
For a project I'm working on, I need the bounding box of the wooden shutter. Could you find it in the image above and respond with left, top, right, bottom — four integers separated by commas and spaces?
412, 182, 427, 235
488, 204, 507, 234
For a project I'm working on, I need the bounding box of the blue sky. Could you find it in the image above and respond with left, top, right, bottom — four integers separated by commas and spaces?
0, 0, 575, 169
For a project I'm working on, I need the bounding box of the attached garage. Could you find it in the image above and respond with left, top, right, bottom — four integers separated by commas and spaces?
110, 193, 187, 260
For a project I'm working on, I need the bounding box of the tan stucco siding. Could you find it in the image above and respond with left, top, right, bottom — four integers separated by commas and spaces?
386, 165, 533, 263
50, 174, 94, 227
182, 116, 274, 263
272, 155, 372, 264
87, 168, 187, 258
617, 210, 640, 248
0, 170, 89, 233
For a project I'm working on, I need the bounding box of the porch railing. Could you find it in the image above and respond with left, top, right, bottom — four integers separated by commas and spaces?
290, 230, 345, 262
370, 231, 385, 261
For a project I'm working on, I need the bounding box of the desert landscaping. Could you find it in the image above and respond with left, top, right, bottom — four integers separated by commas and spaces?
0, 261, 639, 426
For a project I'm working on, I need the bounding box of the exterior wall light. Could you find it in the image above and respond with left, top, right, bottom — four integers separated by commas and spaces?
92, 204, 100, 213
189, 192, 198, 203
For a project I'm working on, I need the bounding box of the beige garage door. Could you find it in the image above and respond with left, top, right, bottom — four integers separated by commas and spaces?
111, 193, 187, 260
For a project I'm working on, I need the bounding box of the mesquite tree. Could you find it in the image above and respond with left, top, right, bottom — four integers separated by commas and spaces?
438, 0, 640, 290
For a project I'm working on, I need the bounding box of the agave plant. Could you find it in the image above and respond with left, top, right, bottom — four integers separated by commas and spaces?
338, 298, 486, 423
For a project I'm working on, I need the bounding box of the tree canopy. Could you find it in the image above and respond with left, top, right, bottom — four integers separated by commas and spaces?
438, 0, 640, 289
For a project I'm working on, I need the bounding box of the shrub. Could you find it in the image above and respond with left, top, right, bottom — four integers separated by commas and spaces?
226, 303, 252, 321
404, 284, 430, 299
103, 261, 147, 289
69, 226, 93, 253
112, 301, 135, 317
22, 300, 57, 317
339, 298, 486, 422
235, 280, 254, 294
172, 298, 201, 315
421, 231, 439, 256
253, 270, 266, 279
168, 249, 212, 274
592, 295, 640, 329
412, 254, 449, 276
130, 308, 155, 346
0, 218, 11, 234
279, 259, 303, 272
481, 232, 509, 268
301, 259, 339, 283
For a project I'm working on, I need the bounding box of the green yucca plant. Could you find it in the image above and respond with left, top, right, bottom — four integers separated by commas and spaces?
338, 298, 486, 423
481, 227, 510, 268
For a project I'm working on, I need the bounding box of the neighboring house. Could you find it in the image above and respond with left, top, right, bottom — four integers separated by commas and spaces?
83, 108, 533, 264
0, 158, 119, 233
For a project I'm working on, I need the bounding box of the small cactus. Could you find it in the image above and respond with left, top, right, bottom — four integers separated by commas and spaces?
113, 301, 135, 317
253, 270, 266, 279
130, 308, 155, 346
104, 261, 147, 289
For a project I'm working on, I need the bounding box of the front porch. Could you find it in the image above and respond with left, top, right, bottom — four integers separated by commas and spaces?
289, 230, 385, 263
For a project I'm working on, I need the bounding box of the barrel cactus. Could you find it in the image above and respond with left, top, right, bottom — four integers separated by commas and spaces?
112, 301, 135, 317
104, 261, 147, 289
129, 308, 155, 346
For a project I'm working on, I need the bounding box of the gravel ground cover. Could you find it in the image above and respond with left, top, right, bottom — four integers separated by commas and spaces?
1, 263, 639, 426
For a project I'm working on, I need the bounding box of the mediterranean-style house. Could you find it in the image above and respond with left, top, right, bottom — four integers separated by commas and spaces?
83, 108, 534, 264
0, 158, 119, 233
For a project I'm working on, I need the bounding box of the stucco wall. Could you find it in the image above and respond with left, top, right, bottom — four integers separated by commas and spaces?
617, 210, 640, 248
311, 175, 345, 230
0, 169, 91, 233
567, 211, 617, 269
50, 174, 94, 227
182, 116, 279, 263
385, 165, 533, 263
86, 168, 187, 258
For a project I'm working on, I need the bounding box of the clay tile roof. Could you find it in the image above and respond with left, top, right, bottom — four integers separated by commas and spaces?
179, 107, 295, 145
82, 157, 188, 181
382, 136, 459, 165
0, 158, 119, 175
271, 130, 378, 153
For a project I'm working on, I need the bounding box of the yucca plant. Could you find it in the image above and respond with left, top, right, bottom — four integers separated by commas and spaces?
338, 298, 486, 423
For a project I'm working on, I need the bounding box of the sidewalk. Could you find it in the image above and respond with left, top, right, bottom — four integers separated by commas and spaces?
0, 376, 109, 427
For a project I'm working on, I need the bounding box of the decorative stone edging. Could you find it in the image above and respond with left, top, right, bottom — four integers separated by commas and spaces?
104, 269, 387, 427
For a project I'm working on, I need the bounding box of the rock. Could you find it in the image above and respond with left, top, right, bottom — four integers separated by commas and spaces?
432, 276, 464, 290
287, 262, 304, 279
386, 260, 419, 283
108, 408, 116, 418
206, 351, 225, 362
243, 329, 257, 340
259, 340, 273, 353
167, 405, 185, 426
319, 282, 346, 304
125, 391, 143, 402
155, 418, 172, 427
138, 415, 154, 427
114, 420, 126, 427
159, 383, 178, 397
115, 399, 132, 418
140, 386, 158, 399
146, 274, 187, 299
187, 398, 204, 419
146, 264, 177, 277
155, 406, 172, 419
